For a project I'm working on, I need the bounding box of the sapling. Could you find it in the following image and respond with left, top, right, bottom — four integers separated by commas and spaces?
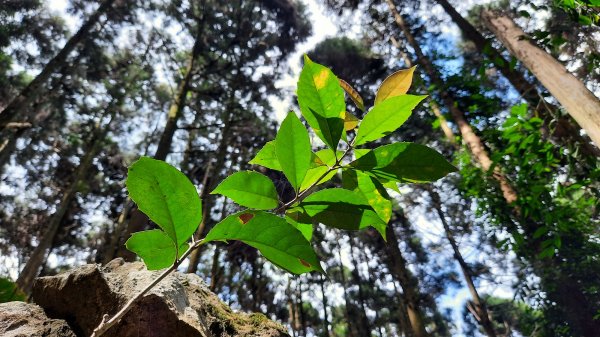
91, 55, 456, 337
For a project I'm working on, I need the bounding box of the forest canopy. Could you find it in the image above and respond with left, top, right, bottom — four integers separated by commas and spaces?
1, 0, 599, 336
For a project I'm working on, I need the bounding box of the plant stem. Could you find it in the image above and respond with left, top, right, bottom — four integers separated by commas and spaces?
277, 145, 355, 213
90, 240, 205, 337
93, 140, 358, 336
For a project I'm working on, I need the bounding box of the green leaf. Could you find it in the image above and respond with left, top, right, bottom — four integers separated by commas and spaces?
354, 148, 370, 160
0, 278, 25, 303
286, 210, 314, 241
297, 188, 387, 238
350, 143, 457, 183
211, 171, 279, 210
249, 141, 281, 171
300, 149, 341, 191
276, 112, 312, 191
341, 169, 358, 190
356, 171, 393, 223
578, 14, 592, 25
374, 66, 416, 105
355, 95, 426, 145
382, 179, 401, 193
297, 55, 345, 149
205, 211, 323, 274
126, 157, 202, 247
533, 226, 549, 239
125, 229, 177, 270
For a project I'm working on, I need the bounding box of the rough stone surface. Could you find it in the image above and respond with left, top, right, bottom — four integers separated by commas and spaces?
31, 259, 289, 337
0, 301, 76, 337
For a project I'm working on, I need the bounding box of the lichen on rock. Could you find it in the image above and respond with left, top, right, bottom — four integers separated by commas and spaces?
30, 259, 289, 337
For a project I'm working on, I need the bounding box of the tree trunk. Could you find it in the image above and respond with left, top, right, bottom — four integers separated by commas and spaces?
0, 0, 117, 130
363, 250, 385, 337
385, 2, 599, 334
101, 198, 133, 264
16, 121, 109, 293
287, 279, 298, 337
385, 220, 430, 337
336, 243, 358, 337
436, 0, 599, 156
390, 35, 457, 147
186, 114, 234, 273
318, 274, 331, 337
385, 0, 519, 206
427, 187, 497, 337
116, 32, 204, 261
209, 244, 222, 292
296, 280, 307, 337
391, 279, 413, 337
0, 128, 25, 171
481, 9, 600, 149
348, 237, 372, 337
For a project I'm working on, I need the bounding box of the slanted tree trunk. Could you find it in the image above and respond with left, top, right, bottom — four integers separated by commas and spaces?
481, 9, 600, 149
385, 0, 519, 206
385, 218, 430, 337
0, 0, 117, 130
296, 280, 307, 337
318, 274, 331, 337
427, 187, 497, 337
363, 249, 385, 337
117, 31, 204, 261
435, 0, 599, 156
16, 117, 112, 293
391, 279, 414, 337
287, 279, 299, 337
348, 237, 372, 337
336, 242, 358, 337
101, 199, 133, 264
385, 2, 599, 334
186, 113, 234, 273
209, 244, 222, 292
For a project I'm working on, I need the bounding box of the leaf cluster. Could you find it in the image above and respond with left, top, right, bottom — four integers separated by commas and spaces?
124, 56, 456, 275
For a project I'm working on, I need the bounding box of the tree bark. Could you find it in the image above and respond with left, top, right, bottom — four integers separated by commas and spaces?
336, 242, 358, 337
435, 0, 599, 156
385, 0, 519, 206
318, 274, 331, 337
390, 35, 457, 147
391, 279, 414, 337
427, 187, 497, 337
0, 0, 117, 130
481, 9, 600, 149
385, 219, 430, 337
16, 120, 110, 293
186, 113, 234, 273
386, 1, 600, 335
209, 244, 222, 292
287, 279, 298, 337
348, 237, 372, 337
116, 31, 204, 261
296, 280, 307, 337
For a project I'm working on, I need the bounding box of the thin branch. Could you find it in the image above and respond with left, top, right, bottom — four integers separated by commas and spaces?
5, 122, 32, 129
90, 239, 206, 337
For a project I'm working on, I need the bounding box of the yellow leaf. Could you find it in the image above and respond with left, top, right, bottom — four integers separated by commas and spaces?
344, 111, 359, 131
374, 66, 416, 105
339, 78, 365, 111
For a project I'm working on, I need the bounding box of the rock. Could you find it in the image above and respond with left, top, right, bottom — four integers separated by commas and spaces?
0, 301, 76, 337
31, 261, 289, 337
